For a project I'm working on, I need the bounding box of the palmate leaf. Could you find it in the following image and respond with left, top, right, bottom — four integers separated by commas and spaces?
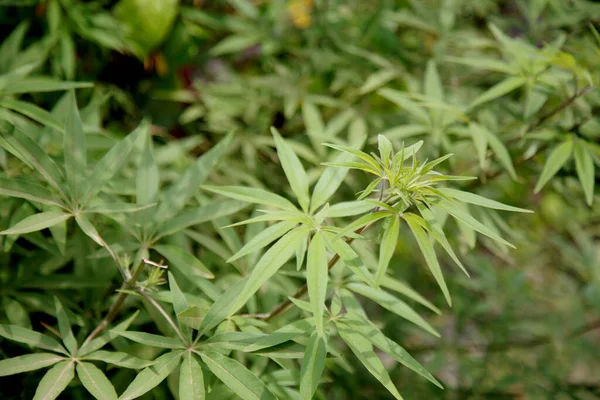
403, 213, 451, 306
0, 353, 64, 377
229, 227, 311, 316
119, 351, 183, 400
271, 127, 310, 212
307, 231, 328, 335
299, 331, 327, 400
76, 362, 118, 400
198, 350, 276, 400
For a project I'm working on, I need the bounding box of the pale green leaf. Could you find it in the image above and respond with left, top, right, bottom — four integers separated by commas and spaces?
402, 213, 451, 306
136, 129, 159, 205
376, 216, 399, 286
0, 211, 71, 235
299, 331, 327, 400
83, 350, 155, 369
0, 177, 61, 206
77, 362, 118, 400
119, 351, 183, 400
307, 231, 328, 335
154, 244, 214, 279
424, 60, 443, 100
202, 185, 297, 212
346, 282, 439, 337
0, 353, 64, 377
271, 127, 310, 212
115, 331, 184, 349
199, 350, 276, 400
64, 91, 86, 202
227, 221, 297, 263
198, 278, 248, 337
32, 360, 75, 400
0, 99, 63, 131
574, 140, 595, 205
54, 297, 77, 354
229, 227, 311, 316
439, 188, 532, 213
469, 76, 527, 108
179, 352, 205, 400
534, 140, 574, 193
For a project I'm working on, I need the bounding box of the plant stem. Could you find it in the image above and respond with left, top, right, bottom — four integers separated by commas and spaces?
81, 260, 148, 347
137, 289, 189, 345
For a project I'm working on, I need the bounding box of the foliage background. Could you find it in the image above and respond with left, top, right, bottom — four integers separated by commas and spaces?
1, 0, 600, 399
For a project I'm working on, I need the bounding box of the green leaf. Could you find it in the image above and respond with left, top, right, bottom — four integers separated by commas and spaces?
32, 360, 75, 400
339, 314, 442, 388
0, 126, 65, 195
0, 99, 63, 131
210, 34, 262, 56
202, 185, 297, 212
229, 227, 311, 316
334, 211, 391, 240
307, 231, 328, 335
75, 214, 106, 248
0, 177, 61, 206
336, 324, 403, 400
574, 140, 595, 205
534, 140, 574, 193
227, 221, 297, 263
302, 101, 326, 152
327, 200, 373, 218
299, 331, 327, 400
54, 297, 77, 354
325, 233, 376, 287
243, 319, 313, 352
82, 121, 145, 203
156, 200, 248, 239
359, 69, 399, 95
136, 129, 159, 205
402, 213, 450, 306
116, 331, 184, 349
468, 123, 489, 169
198, 278, 248, 337
77, 311, 139, 356
168, 272, 191, 341
439, 188, 532, 213
434, 199, 515, 248
64, 91, 86, 202
0, 353, 64, 377
0, 211, 71, 235
179, 352, 205, 400
155, 132, 233, 221
77, 362, 118, 400
83, 350, 155, 369
199, 350, 276, 400
378, 88, 430, 124
415, 203, 468, 278
376, 216, 399, 287
2, 79, 93, 95
424, 60, 444, 100
346, 283, 439, 337
311, 136, 366, 213
469, 76, 527, 108
154, 244, 214, 279
119, 351, 183, 400
83, 202, 155, 214
483, 127, 517, 180
271, 127, 310, 212
379, 275, 441, 314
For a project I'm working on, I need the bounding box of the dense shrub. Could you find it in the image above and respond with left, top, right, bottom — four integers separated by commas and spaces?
1, 1, 599, 399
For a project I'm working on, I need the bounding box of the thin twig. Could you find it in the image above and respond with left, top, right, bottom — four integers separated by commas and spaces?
137, 289, 189, 345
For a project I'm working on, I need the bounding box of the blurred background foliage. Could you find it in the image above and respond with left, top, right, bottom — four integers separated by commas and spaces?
1, 0, 600, 399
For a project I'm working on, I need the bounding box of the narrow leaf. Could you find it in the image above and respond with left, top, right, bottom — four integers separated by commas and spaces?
574, 140, 595, 205
154, 244, 214, 279
0, 353, 64, 377
83, 350, 155, 369
115, 331, 184, 349
199, 350, 276, 400
32, 360, 75, 400
469, 76, 527, 108
179, 352, 205, 400
202, 185, 297, 212
0, 211, 71, 236
299, 331, 327, 399
119, 351, 183, 400
227, 221, 297, 263
271, 127, 310, 212
307, 232, 328, 335
198, 278, 248, 337
534, 140, 574, 193
376, 216, 400, 286
54, 296, 77, 354
77, 362, 118, 400
439, 188, 532, 213
64, 90, 86, 202
0, 177, 61, 206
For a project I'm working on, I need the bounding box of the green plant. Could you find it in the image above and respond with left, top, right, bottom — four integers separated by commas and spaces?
1, 1, 600, 399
